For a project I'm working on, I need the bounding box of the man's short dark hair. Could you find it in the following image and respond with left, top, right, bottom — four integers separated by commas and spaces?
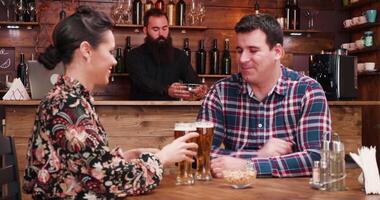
234, 14, 283, 49
143, 8, 168, 26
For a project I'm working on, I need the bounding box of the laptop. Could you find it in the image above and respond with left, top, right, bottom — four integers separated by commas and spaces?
27, 60, 64, 99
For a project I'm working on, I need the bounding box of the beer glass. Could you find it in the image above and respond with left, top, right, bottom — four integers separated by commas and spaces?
195, 121, 214, 181
174, 122, 197, 185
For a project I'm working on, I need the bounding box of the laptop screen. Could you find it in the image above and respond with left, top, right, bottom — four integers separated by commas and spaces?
27, 60, 64, 99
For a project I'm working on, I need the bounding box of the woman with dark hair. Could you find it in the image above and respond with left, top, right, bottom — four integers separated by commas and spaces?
23, 6, 198, 199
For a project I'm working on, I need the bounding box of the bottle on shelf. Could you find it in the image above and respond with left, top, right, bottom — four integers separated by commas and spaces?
290, 0, 300, 30
196, 40, 206, 74
115, 48, 124, 73
23, 0, 31, 22
176, 0, 186, 26
59, 0, 66, 21
183, 38, 191, 64
155, 0, 164, 11
209, 39, 220, 74
144, 0, 154, 14
221, 39, 231, 75
123, 36, 132, 73
132, 0, 143, 25
15, 0, 26, 22
17, 53, 28, 87
167, 0, 175, 26
284, 0, 291, 30
254, 1, 260, 15
28, 0, 37, 22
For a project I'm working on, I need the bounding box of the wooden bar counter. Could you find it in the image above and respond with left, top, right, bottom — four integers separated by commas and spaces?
129, 169, 367, 200
0, 100, 378, 199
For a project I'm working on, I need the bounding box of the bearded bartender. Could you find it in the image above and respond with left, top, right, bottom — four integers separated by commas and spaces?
126, 8, 207, 100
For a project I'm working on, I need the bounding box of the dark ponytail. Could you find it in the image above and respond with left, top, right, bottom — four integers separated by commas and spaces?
38, 45, 62, 70
38, 5, 113, 70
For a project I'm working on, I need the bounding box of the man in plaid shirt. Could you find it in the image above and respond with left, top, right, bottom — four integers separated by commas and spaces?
197, 14, 331, 177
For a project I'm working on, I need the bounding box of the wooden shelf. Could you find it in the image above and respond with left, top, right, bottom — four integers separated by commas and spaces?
342, 22, 380, 32
0, 21, 39, 29
114, 24, 207, 32
342, 0, 380, 10
349, 45, 380, 54
358, 70, 380, 76
283, 29, 324, 36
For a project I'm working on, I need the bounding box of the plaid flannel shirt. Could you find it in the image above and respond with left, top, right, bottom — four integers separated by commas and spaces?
197, 66, 331, 177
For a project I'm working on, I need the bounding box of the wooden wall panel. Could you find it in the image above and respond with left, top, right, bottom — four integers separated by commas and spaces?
0, 0, 336, 97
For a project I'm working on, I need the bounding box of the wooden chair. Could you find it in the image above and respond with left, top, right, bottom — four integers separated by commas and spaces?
0, 135, 21, 200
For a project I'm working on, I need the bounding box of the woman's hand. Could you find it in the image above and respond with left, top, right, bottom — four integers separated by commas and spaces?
155, 132, 199, 166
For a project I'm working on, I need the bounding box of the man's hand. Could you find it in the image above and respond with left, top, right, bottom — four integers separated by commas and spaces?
167, 82, 190, 99
210, 156, 247, 178
257, 138, 293, 158
155, 132, 199, 166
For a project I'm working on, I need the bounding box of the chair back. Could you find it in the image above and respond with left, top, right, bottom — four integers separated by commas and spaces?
0, 135, 21, 200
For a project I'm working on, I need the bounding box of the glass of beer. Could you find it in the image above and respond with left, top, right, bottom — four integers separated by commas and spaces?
174, 122, 197, 185
195, 121, 214, 181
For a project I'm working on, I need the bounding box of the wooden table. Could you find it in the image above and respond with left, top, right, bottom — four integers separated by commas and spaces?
129, 169, 368, 200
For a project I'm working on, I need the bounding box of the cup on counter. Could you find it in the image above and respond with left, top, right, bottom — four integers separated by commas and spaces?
357, 15, 367, 24
348, 42, 357, 51
357, 63, 365, 72
343, 19, 353, 28
341, 43, 350, 49
366, 9, 377, 23
364, 62, 376, 71
355, 39, 365, 49
174, 122, 197, 185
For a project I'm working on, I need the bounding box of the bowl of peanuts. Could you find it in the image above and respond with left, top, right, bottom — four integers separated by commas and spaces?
223, 169, 257, 189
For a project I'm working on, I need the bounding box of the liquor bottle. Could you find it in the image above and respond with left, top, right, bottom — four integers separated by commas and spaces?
23, 0, 31, 22
144, 0, 154, 13
123, 36, 132, 72
176, 0, 186, 26
183, 38, 191, 64
209, 39, 220, 74
167, 0, 175, 26
132, 0, 143, 25
15, 0, 25, 22
155, 0, 164, 11
115, 48, 124, 73
28, 0, 37, 22
196, 40, 206, 74
254, 1, 260, 15
17, 53, 28, 87
291, 0, 300, 30
284, 0, 291, 30
59, 0, 66, 21
221, 39, 231, 75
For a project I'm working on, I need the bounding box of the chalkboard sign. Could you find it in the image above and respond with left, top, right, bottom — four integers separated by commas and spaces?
0, 47, 15, 89
0, 47, 15, 73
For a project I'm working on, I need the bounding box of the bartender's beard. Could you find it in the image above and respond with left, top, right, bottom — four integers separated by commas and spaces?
145, 34, 174, 65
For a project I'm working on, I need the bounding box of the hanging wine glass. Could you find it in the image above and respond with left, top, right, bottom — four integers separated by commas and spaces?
197, 2, 206, 25
187, 0, 198, 25
111, 0, 124, 24
121, 0, 132, 24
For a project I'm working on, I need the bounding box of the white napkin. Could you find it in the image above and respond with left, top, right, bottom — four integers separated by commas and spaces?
350, 146, 380, 195
2, 78, 30, 100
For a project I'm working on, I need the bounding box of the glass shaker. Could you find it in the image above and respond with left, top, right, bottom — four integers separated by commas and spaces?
364, 31, 374, 47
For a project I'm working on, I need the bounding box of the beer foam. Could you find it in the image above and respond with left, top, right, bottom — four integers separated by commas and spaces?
195, 121, 214, 128
174, 122, 196, 131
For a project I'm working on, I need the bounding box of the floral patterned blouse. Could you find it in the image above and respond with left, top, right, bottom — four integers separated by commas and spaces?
23, 76, 163, 199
